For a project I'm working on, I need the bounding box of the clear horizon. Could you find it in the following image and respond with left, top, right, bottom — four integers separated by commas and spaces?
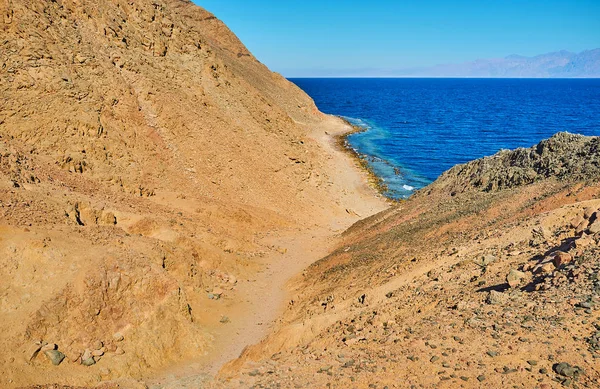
194, 0, 600, 77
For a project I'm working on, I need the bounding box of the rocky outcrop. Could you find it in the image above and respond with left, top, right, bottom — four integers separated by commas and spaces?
425, 132, 600, 196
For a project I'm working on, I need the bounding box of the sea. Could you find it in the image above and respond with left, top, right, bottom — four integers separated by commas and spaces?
289, 78, 600, 199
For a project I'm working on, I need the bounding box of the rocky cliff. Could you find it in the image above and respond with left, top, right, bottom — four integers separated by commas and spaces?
0, 1, 386, 387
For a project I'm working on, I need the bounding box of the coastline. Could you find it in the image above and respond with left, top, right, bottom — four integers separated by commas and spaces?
334, 116, 398, 201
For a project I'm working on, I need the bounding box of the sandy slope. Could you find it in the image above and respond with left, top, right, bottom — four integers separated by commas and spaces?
144, 116, 388, 388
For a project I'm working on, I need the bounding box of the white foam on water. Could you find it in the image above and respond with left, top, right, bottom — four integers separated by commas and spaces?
402, 185, 415, 191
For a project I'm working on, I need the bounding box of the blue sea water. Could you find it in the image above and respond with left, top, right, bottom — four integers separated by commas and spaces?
289, 78, 600, 199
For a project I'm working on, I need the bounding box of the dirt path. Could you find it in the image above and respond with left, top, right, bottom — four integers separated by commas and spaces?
145, 117, 388, 388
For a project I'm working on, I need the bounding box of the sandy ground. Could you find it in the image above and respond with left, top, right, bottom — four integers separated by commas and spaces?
143, 116, 389, 387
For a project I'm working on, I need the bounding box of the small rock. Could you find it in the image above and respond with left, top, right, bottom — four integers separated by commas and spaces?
92, 349, 104, 357
44, 350, 65, 366
553, 252, 572, 267
82, 349, 93, 361
115, 347, 125, 355
554, 362, 583, 378
570, 216, 585, 228
583, 207, 597, 219
589, 219, 600, 234
507, 269, 527, 287
430, 356, 439, 362
487, 290, 509, 305
539, 262, 556, 274
480, 254, 497, 266
66, 350, 81, 363
477, 375, 486, 382
93, 340, 103, 350
113, 332, 124, 342
220, 316, 230, 324
486, 350, 499, 357
81, 357, 95, 366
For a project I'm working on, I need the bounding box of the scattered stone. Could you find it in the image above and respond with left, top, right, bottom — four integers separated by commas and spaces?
115, 347, 125, 355
553, 252, 573, 267
41, 349, 64, 366
486, 350, 499, 357
553, 362, 583, 378
527, 360, 538, 366
487, 290, 509, 305
589, 219, 600, 234
66, 350, 81, 363
478, 254, 497, 267
576, 221, 588, 235
81, 357, 96, 366
220, 316, 230, 323
430, 356, 439, 362
113, 332, 124, 342
539, 262, 556, 274
571, 216, 585, 228
477, 375, 486, 382
584, 207, 596, 219
93, 340, 103, 350
92, 349, 104, 357
507, 269, 527, 287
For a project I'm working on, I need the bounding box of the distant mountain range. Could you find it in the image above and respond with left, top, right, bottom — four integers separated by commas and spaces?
401, 49, 600, 78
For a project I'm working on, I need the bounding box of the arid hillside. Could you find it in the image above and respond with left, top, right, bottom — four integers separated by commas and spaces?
0, 1, 386, 387
221, 134, 600, 389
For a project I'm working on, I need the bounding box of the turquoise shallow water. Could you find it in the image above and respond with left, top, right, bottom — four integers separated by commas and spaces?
290, 78, 600, 199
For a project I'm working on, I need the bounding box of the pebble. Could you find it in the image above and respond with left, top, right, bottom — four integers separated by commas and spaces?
477, 375, 486, 382
430, 356, 439, 362
486, 350, 499, 357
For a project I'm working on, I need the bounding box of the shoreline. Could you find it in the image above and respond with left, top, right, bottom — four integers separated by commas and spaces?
335, 116, 400, 202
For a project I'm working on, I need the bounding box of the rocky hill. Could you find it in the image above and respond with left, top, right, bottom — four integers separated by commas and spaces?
220, 134, 600, 389
0, 1, 386, 387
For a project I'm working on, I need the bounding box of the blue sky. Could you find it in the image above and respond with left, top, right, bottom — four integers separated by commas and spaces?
193, 0, 600, 77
